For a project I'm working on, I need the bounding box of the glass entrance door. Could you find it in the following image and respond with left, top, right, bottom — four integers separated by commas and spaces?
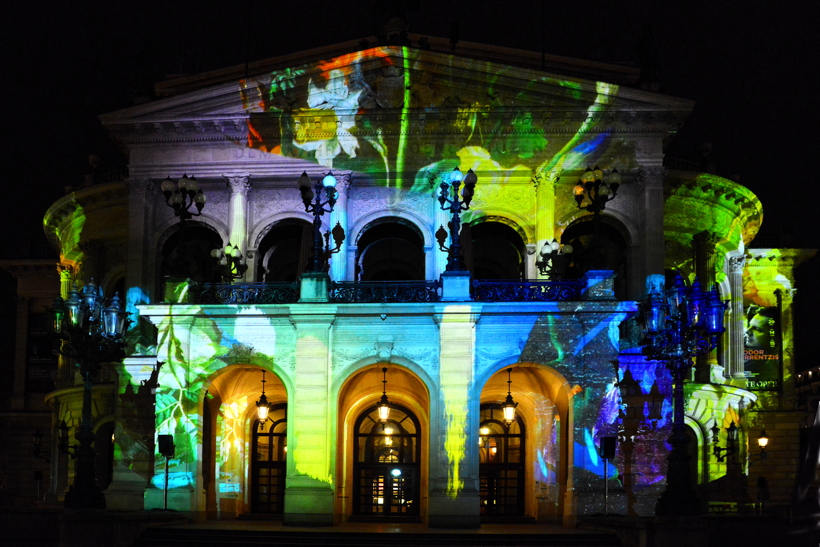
479, 405, 524, 516
353, 404, 420, 516
250, 404, 286, 514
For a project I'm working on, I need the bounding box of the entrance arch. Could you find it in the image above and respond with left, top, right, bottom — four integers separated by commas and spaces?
479, 364, 571, 522
337, 364, 430, 521
203, 365, 287, 518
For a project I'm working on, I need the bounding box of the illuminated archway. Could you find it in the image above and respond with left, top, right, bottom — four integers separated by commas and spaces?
337, 364, 430, 521
479, 363, 571, 522
204, 365, 287, 518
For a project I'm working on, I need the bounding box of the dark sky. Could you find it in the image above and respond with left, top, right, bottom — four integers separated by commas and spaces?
2, 1, 818, 371
3, 1, 818, 253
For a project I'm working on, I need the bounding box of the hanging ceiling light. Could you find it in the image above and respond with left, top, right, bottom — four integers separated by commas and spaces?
377, 367, 391, 425
501, 368, 518, 425
256, 370, 271, 425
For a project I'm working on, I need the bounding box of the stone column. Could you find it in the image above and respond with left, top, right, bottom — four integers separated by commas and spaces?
223, 175, 252, 281
329, 173, 351, 282
726, 254, 747, 382
285, 308, 337, 526
637, 166, 666, 278
693, 231, 725, 384
533, 169, 559, 280
428, 305, 480, 528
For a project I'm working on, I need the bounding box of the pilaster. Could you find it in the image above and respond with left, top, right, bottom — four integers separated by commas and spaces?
638, 166, 666, 277
284, 309, 337, 526
428, 305, 480, 528
533, 169, 558, 280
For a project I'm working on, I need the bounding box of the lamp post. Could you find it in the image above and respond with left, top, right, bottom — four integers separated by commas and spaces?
211, 243, 248, 282
638, 274, 726, 516
296, 172, 345, 273
571, 166, 621, 270
50, 280, 130, 509
161, 174, 206, 221
536, 239, 574, 280
712, 420, 738, 463
435, 167, 477, 272
749, 429, 770, 466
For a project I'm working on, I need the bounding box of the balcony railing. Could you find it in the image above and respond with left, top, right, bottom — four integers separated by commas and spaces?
174, 276, 591, 305
191, 282, 299, 304
329, 280, 442, 303
471, 279, 582, 302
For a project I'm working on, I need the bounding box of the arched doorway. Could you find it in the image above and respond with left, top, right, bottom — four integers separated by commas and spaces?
159, 221, 223, 284
468, 220, 527, 280
479, 404, 525, 516
250, 403, 287, 514
355, 218, 425, 281
203, 366, 287, 519
255, 219, 312, 281
561, 215, 628, 296
479, 364, 571, 522
353, 403, 421, 516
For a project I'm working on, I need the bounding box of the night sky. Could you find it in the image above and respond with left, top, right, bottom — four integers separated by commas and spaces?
1, 2, 818, 367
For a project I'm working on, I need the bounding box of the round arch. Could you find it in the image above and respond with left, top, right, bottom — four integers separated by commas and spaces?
336, 363, 431, 520
477, 362, 573, 523
201, 364, 289, 518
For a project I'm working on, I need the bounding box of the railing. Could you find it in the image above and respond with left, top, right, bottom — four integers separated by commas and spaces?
471, 279, 582, 302
329, 280, 441, 303
181, 278, 586, 305
191, 282, 299, 304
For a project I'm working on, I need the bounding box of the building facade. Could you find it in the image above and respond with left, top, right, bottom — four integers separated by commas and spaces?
3, 39, 812, 527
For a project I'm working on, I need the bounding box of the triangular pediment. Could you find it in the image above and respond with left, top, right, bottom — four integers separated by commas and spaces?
101, 41, 693, 127
101, 40, 694, 186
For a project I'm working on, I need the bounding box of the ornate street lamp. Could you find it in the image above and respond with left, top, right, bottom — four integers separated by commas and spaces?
296, 172, 345, 273
501, 368, 518, 425
712, 420, 738, 463
49, 280, 130, 509
161, 174, 206, 221
211, 243, 248, 282
573, 166, 621, 214
570, 166, 621, 271
536, 239, 574, 280
256, 370, 271, 428
376, 367, 391, 427
435, 167, 477, 272
638, 274, 726, 516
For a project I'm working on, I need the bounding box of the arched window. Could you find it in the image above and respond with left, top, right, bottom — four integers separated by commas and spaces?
468, 220, 526, 280
255, 219, 312, 281
353, 404, 420, 516
356, 219, 425, 281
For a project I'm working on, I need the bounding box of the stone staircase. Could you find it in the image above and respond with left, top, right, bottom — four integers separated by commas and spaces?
131, 527, 623, 547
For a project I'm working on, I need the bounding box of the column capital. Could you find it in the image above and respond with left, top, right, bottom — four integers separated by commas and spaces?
727, 254, 747, 273
223, 174, 252, 193
531, 167, 560, 188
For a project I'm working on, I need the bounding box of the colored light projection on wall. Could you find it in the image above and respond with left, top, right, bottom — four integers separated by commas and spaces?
240, 46, 630, 202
